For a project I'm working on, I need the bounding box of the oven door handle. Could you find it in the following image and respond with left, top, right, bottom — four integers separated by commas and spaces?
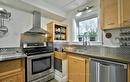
27, 53, 53, 59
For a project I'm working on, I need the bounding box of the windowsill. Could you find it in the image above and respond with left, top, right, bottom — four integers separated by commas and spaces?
70, 41, 102, 46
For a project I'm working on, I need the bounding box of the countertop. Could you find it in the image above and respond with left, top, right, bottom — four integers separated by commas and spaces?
0, 48, 27, 61
64, 46, 130, 63
0, 53, 26, 61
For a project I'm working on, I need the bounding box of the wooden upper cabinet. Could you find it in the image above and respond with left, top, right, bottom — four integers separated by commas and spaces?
47, 22, 67, 42
100, 0, 121, 30
121, 0, 130, 27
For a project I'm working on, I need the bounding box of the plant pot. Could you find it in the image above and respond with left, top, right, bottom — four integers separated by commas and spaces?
78, 37, 82, 41
78, 35, 83, 42
90, 37, 96, 41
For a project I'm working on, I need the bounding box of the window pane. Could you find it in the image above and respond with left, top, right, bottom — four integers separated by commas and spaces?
78, 17, 98, 41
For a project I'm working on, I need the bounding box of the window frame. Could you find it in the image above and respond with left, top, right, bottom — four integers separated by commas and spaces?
72, 14, 102, 45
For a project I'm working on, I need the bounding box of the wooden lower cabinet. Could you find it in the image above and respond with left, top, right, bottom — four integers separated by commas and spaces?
1, 72, 22, 82
128, 64, 130, 82
0, 59, 25, 82
68, 55, 89, 82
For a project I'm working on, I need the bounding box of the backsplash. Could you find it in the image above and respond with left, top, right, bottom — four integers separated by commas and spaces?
0, 47, 22, 54
21, 33, 48, 43
119, 29, 130, 47
53, 42, 68, 51
103, 28, 130, 47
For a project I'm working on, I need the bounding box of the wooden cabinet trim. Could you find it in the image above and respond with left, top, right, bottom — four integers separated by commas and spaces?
128, 64, 130, 82
68, 55, 86, 62
0, 69, 21, 77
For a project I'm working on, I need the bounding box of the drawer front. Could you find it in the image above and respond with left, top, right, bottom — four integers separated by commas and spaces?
0, 59, 22, 74
1, 75, 18, 82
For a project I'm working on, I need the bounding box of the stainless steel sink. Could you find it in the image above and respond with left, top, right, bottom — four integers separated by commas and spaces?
74, 49, 87, 53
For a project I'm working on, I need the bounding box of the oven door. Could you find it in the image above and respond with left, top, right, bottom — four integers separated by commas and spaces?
27, 53, 54, 82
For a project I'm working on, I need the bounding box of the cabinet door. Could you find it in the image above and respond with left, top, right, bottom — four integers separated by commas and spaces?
1, 73, 23, 82
121, 0, 130, 27
100, 0, 120, 29
17, 72, 24, 82
68, 55, 86, 82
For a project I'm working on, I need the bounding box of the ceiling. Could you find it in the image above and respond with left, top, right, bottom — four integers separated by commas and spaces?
0, 0, 66, 21
43, 0, 92, 12
0, 0, 95, 21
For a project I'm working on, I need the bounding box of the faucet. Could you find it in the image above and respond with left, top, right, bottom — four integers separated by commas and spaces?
82, 32, 90, 49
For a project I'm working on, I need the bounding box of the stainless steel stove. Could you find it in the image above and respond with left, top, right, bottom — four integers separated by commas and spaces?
22, 42, 54, 82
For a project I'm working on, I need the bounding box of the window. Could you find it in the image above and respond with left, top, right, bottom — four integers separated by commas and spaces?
77, 17, 100, 42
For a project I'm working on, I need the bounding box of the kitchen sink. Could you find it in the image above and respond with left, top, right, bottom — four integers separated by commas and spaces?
74, 49, 87, 53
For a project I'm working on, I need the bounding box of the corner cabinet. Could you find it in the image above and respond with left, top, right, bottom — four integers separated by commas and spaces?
68, 55, 89, 82
0, 59, 25, 82
47, 22, 67, 42
100, 0, 130, 30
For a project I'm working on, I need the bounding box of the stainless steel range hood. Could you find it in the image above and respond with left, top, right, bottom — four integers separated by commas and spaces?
25, 11, 49, 34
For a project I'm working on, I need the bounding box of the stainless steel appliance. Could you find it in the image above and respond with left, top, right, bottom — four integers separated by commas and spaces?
90, 58, 127, 82
22, 42, 54, 82
24, 11, 49, 34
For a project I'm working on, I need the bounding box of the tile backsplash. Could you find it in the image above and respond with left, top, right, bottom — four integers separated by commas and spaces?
103, 28, 130, 47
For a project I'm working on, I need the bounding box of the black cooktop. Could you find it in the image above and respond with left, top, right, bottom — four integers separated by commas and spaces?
23, 47, 53, 56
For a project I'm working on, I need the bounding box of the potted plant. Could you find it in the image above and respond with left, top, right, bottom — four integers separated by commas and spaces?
78, 35, 83, 42
88, 29, 97, 41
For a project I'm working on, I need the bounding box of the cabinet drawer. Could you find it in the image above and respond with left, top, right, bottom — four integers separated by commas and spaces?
68, 55, 86, 62
0, 72, 23, 82
1, 74, 18, 82
0, 59, 22, 74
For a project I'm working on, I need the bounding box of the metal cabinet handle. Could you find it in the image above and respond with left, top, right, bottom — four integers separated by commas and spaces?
96, 63, 100, 82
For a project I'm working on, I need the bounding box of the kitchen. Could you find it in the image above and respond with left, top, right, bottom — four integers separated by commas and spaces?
0, 0, 130, 82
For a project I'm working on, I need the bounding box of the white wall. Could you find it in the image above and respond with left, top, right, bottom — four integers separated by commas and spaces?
22, 0, 66, 18
0, 4, 54, 48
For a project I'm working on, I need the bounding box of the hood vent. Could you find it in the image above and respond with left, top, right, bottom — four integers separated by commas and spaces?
25, 11, 49, 34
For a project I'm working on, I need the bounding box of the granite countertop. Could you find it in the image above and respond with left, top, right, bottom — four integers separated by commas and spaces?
0, 53, 27, 61
0, 48, 27, 61
64, 46, 130, 63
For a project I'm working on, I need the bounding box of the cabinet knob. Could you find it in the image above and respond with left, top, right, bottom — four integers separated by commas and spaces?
108, 23, 114, 25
